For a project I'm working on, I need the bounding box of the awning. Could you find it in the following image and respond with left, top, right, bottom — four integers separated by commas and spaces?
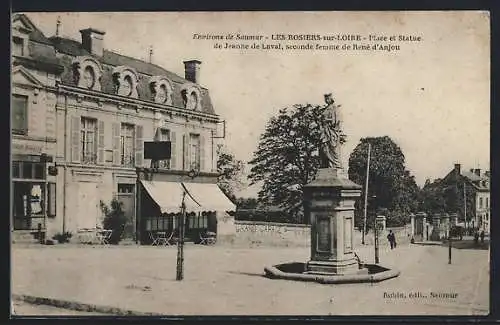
182, 183, 236, 212
140, 180, 201, 213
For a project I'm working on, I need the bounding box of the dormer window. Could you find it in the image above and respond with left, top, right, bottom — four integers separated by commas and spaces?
180, 84, 202, 111
72, 56, 102, 91
82, 66, 96, 89
149, 76, 173, 105
12, 36, 25, 56
112, 66, 138, 98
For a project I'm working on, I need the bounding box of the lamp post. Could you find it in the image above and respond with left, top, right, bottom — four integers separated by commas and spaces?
370, 195, 379, 264
176, 167, 199, 281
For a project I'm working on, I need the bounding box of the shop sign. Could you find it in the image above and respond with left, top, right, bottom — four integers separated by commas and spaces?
12, 143, 44, 154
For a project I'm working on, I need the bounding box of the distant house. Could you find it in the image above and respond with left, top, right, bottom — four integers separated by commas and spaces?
440, 164, 490, 233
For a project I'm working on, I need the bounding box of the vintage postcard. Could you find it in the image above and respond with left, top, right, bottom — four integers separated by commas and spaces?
11, 11, 490, 316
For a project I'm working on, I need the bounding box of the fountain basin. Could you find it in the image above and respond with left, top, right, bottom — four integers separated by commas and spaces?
264, 262, 400, 284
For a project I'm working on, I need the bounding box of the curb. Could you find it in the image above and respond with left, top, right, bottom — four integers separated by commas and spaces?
12, 294, 162, 316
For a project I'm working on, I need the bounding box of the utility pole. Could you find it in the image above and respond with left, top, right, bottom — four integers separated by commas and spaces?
464, 182, 467, 233
176, 191, 186, 281
362, 143, 371, 245
374, 217, 379, 264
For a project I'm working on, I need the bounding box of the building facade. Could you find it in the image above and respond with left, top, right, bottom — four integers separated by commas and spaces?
442, 164, 490, 234
11, 14, 236, 243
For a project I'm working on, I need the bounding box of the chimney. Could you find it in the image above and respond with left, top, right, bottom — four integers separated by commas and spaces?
474, 168, 481, 176
80, 28, 105, 57
183, 60, 202, 84
454, 163, 461, 175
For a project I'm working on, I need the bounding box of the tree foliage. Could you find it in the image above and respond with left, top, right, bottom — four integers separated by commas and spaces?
217, 144, 245, 201
419, 177, 476, 222
248, 104, 329, 220
348, 136, 420, 228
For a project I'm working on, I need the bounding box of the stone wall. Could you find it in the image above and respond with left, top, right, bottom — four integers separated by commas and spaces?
233, 221, 310, 247
233, 221, 413, 248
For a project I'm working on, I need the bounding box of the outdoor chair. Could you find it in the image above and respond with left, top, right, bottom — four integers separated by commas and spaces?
199, 231, 217, 245
153, 231, 169, 246
95, 229, 112, 245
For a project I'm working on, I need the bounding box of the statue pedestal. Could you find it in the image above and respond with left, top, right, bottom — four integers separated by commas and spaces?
304, 168, 362, 275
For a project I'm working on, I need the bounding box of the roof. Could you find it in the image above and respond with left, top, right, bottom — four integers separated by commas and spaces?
12, 13, 53, 45
12, 14, 216, 115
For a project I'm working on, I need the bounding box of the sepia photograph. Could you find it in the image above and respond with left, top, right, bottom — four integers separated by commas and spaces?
10, 11, 490, 316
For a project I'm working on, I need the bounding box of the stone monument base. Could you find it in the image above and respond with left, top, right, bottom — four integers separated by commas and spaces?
306, 255, 360, 275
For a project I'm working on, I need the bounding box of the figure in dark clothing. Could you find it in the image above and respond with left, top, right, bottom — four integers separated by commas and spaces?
387, 230, 396, 249
474, 232, 479, 245
480, 230, 485, 243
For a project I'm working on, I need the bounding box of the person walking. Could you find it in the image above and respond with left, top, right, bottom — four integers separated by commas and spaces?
387, 230, 396, 249
480, 230, 485, 243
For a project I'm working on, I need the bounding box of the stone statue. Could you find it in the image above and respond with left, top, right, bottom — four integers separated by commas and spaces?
319, 93, 346, 169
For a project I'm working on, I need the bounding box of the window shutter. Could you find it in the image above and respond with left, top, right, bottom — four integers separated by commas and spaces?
135, 125, 144, 167
200, 135, 205, 172
70, 116, 81, 163
170, 131, 177, 170
112, 122, 120, 165
48, 182, 56, 217
183, 134, 189, 170
97, 120, 105, 164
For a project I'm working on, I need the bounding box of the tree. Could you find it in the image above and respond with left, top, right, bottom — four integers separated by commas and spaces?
348, 136, 420, 228
248, 104, 329, 221
217, 144, 245, 201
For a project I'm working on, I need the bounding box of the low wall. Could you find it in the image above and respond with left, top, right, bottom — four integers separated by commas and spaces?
233, 221, 412, 248
234, 221, 310, 247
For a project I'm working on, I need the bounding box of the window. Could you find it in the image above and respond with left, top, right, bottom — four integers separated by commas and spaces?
486, 197, 489, 209
12, 161, 46, 180
187, 212, 208, 229
479, 197, 483, 209
13, 182, 46, 230
189, 133, 200, 170
12, 94, 28, 135
159, 129, 171, 169
120, 123, 135, 166
118, 183, 135, 194
81, 117, 97, 164
12, 36, 24, 56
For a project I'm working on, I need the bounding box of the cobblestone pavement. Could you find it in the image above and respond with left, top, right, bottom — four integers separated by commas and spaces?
11, 241, 489, 316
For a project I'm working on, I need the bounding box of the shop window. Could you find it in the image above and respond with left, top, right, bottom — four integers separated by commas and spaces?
12, 161, 20, 178
81, 117, 98, 164
13, 161, 46, 180
12, 94, 28, 135
188, 213, 208, 229
13, 182, 46, 230
118, 183, 135, 194
120, 123, 135, 166
22, 162, 32, 179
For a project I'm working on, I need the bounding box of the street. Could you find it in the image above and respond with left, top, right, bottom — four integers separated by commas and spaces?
12, 241, 489, 316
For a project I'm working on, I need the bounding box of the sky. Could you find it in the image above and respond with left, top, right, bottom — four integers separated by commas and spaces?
24, 11, 490, 197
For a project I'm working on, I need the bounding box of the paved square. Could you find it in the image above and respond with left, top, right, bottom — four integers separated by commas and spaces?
12, 242, 489, 315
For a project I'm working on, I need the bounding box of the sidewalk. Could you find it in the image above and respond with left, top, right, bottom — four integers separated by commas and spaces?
12, 243, 489, 315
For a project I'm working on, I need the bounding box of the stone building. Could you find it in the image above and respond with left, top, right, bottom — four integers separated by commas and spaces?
442, 164, 490, 234
11, 13, 236, 243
